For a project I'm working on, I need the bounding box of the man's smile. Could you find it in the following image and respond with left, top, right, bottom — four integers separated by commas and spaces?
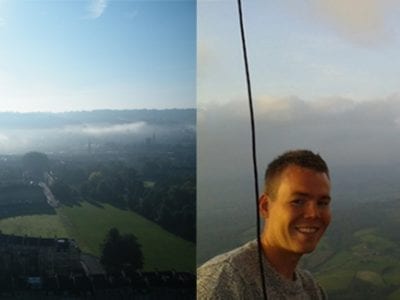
294, 225, 320, 234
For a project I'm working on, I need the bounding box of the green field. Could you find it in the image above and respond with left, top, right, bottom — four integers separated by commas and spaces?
58, 202, 195, 272
388, 288, 400, 300
317, 269, 355, 292
356, 271, 385, 287
383, 267, 400, 285
308, 226, 400, 298
0, 201, 195, 272
0, 214, 68, 237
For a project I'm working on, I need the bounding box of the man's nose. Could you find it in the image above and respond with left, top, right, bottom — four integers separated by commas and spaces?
304, 202, 319, 218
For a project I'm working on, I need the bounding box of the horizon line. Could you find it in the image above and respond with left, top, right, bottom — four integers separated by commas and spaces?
0, 107, 196, 114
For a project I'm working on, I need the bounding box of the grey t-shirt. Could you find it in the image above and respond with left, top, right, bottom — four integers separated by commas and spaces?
197, 240, 327, 300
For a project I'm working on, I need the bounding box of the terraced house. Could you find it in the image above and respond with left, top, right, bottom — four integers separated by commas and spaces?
0, 233, 81, 276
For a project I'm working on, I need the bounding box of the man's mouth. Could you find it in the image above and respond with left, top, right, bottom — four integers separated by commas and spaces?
295, 226, 319, 234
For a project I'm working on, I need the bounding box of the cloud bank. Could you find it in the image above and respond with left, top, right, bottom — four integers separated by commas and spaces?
64, 122, 147, 136
199, 95, 400, 187
0, 121, 152, 154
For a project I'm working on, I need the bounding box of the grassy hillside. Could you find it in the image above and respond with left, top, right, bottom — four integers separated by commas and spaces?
308, 228, 400, 298
0, 214, 68, 237
0, 201, 195, 273
58, 202, 195, 272
301, 200, 400, 299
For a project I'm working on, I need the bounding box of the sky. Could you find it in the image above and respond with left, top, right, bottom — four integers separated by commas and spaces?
198, 0, 400, 107
198, 0, 400, 170
0, 0, 195, 112
198, 0, 400, 258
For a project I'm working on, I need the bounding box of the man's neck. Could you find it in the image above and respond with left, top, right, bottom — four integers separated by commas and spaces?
261, 238, 302, 280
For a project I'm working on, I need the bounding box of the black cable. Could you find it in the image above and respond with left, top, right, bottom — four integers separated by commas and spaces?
236, 0, 268, 299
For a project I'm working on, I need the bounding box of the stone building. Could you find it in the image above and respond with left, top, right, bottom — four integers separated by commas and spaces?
0, 233, 81, 277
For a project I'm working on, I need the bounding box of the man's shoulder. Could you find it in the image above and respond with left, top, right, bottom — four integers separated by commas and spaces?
296, 268, 327, 299
297, 268, 319, 287
197, 240, 260, 299
199, 240, 257, 273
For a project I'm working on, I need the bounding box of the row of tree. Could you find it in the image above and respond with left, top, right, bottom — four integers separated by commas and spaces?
50, 158, 195, 242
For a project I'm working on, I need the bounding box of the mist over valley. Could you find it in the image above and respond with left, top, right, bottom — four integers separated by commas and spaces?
0, 109, 195, 155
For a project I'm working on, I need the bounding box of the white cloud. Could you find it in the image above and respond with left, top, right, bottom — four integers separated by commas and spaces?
307, 0, 400, 46
87, 0, 108, 19
66, 122, 147, 136
199, 94, 400, 171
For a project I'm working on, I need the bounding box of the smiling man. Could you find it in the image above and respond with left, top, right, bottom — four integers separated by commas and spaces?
197, 150, 331, 299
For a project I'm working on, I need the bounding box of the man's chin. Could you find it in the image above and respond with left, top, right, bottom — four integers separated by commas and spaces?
292, 243, 318, 254
291, 235, 322, 254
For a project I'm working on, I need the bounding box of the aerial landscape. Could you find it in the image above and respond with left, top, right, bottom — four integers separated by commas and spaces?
0, 0, 195, 298
0, 109, 196, 297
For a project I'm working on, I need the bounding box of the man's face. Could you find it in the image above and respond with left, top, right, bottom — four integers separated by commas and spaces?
261, 165, 331, 255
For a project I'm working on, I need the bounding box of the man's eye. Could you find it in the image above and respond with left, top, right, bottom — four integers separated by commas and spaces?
318, 200, 330, 207
291, 199, 304, 206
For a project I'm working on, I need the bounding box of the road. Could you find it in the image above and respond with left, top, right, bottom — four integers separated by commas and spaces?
39, 182, 60, 208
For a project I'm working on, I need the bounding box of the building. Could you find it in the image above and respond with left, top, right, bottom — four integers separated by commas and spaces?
0, 233, 81, 277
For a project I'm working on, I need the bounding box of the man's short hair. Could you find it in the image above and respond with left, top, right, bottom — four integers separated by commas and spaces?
264, 149, 329, 198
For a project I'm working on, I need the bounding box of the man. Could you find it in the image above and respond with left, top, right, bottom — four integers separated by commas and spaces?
197, 150, 331, 299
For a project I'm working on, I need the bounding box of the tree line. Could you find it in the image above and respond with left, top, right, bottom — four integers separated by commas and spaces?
50, 158, 195, 242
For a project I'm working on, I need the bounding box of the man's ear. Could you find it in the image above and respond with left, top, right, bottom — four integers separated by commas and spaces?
259, 193, 270, 219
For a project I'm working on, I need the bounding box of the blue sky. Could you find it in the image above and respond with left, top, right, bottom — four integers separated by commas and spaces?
0, 0, 195, 112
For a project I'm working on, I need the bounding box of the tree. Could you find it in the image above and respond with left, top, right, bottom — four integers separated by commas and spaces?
22, 151, 49, 180
100, 228, 144, 273
51, 180, 79, 206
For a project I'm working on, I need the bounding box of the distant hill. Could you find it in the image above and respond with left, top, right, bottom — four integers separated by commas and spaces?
0, 109, 195, 129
